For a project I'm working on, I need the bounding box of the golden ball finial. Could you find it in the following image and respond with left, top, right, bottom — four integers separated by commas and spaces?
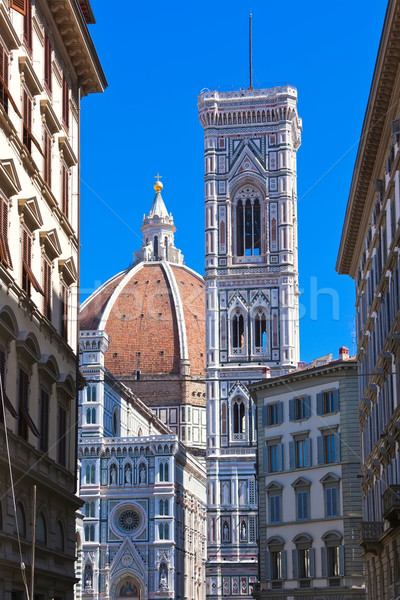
154, 174, 163, 193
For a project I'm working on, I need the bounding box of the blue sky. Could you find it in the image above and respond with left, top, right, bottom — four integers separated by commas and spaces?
80, 1, 387, 364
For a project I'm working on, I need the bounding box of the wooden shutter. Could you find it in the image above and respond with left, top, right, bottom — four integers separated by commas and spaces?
292, 549, 298, 579
277, 443, 283, 472
317, 435, 324, 464
334, 433, 341, 462
289, 440, 295, 469
277, 401, 283, 424
289, 398, 295, 421
305, 438, 312, 467
18, 368, 29, 438
62, 164, 69, 218
43, 258, 51, 319
0, 198, 12, 269
62, 76, 69, 128
57, 405, 66, 466
23, 0, 32, 51
316, 392, 323, 415
0, 42, 8, 112
304, 395, 311, 418
321, 547, 327, 578
44, 34, 52, 92
11, 0, 26, 15
309, 548, 315, 578
60, 283, 68, 340
44, 129, 51, 186
39, 389, 49, 452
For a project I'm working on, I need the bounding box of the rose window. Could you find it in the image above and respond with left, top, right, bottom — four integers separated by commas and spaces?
118, 509, 140, 532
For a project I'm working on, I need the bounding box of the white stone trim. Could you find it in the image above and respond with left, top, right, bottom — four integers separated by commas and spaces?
98, 263, 146, 331
162, 261, 189, 362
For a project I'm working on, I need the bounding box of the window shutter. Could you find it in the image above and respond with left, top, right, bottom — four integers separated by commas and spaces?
304, 395, 311, 418
281, 550, 287, 579
292, 549, 298, 579
309, 548, 315, 578
317, 436, 324, 465
11, 0, 26, 15
262, 404, 269, 426
335, 433, 341, 462
57, 405, 66, 466
265, 551, 271, 580
339, 545, 345, 576
289, 398, 295, 421
331, 486, 338, 516
289, 441, 295, 470
277, 401, 283, 424
263, 445, 269, 474
39, 389, 49, 452
277, 443, 283, 472
316, 392, 323, 415
305, 438, 312, 467
297, 491, 303, 519
333, 388, 340, 412
0, 197, 12, 269
321, 547, 327, 578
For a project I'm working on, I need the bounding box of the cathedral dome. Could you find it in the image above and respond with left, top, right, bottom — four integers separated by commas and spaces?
80, 260, 205, 377
80, 180, 205, 379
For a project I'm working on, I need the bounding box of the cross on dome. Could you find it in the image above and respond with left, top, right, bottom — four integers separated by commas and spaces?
154, 173, 163, 193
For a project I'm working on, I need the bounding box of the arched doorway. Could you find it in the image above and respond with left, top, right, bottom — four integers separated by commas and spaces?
116, 576, 142, 599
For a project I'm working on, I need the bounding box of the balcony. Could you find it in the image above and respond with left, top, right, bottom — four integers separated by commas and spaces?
383, 484, 400, 525
358, 521, 384, 554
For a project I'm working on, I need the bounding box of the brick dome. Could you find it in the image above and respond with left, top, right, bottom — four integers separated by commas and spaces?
80, 261, 206, 377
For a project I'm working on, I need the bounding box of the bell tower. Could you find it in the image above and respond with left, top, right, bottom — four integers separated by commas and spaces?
198, 86, 302, 599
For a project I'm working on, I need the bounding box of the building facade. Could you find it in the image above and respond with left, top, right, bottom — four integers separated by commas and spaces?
197, 87, 302, 600
77, 329, 207, 600
0, 1, 105, 599
337, 1, 400, 598
80, 181, 206, 455
250, 350, 365, 599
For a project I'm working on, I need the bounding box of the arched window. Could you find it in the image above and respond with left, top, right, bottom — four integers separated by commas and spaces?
36, 512, 47, 545
85, 463, 96, 484
165, 236, 168, 260
86, 407, 96, 424
56, 520, 65, 550
159, 461, 169, 482
112, 409, 119, 436
84, 524, 95, 542
158, 522, 169, 540
87, 385, 96, 402
159, 499, 169, 515
85, 501, 95, 517
154, 236, 159, 259
233, 400, 246, 434
16, 502, 26, 538
321, 532, 344, 578
254, 310, 267, 349
232, 313, 245, 352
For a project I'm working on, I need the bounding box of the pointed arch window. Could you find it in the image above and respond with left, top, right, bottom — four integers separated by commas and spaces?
233, 399, 246, 434
254, 310, 267, 350
232, 313, 245, 353
235, 189, 262, 257
154, 236, 159, 259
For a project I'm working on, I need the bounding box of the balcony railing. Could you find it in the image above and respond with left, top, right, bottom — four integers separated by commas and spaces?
358, 521, 384, 554
383, 484, 400, 524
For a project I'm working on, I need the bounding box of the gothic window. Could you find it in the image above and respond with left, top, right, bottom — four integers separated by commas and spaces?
85, 463, 96, 484
234, 187, 262, 257
233, 399, 246, 434
254, 309, 267, 351
164, 236, 168, 260
232, 312, 245, 353
159, 499, 169, 515
56, 520, 65, 551
86, 407, 96, 424
159, 460, 169, 482
154, 235, 159, 259
85, 501, 95, 517
159, 522, 169, 539
36, 512, 47, 545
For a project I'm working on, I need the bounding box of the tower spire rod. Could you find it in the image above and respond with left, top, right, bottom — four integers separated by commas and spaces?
249, 13, 253, 90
